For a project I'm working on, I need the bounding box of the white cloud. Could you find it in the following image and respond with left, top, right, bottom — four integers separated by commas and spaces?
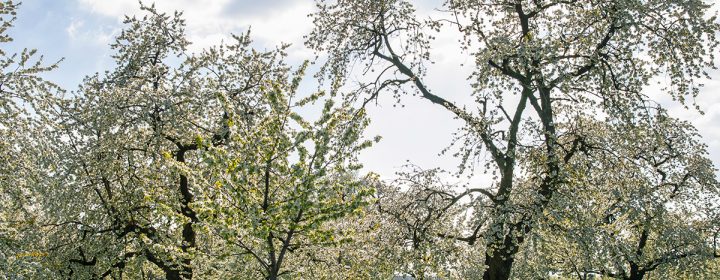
64, 18, 116, 47
65, 18, 84, 39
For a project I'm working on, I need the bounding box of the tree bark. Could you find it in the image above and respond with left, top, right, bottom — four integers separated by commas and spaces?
483, 251, 514, 280
175, 149, 197, 279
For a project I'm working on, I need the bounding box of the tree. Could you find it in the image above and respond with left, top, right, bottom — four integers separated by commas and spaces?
306, 0, 719, 279
40, 7, 240, 278
372, 167, 486, 279
28, 4, 376, 280
192, 63, 378, 280
513, 110, 720, 280
0, 0, 61, 277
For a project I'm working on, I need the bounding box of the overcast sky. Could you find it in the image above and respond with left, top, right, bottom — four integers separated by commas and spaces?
9, 0, 720, 180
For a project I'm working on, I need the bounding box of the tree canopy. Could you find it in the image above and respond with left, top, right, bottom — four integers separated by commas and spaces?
306, 0, 720, 279
1, 0, 719, 279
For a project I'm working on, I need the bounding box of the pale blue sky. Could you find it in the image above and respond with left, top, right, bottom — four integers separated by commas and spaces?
9, 0, 720, 180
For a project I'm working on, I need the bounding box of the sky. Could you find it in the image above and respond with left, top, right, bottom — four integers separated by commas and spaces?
8, 0, 720, 181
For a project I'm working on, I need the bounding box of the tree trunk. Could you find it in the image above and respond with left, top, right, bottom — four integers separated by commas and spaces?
165, 270, 181, 280
627, 263, 646, 280
482, 252, 514, 280
175, 149, 197, 280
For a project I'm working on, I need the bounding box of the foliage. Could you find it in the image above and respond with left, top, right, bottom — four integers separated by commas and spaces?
1, 1, 719, 280
0, 4, 376, 280
0, 0, 62, 278
306, 0, 720, 279
192, 62, 378, 279
514, 111, 720, 279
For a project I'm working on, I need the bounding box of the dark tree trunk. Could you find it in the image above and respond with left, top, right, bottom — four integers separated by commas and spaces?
627, 262, 646, 280
627, 271, 646, 280
175, 149, 197, 280
165, 270, 181, 280
482, 252, 514, 280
